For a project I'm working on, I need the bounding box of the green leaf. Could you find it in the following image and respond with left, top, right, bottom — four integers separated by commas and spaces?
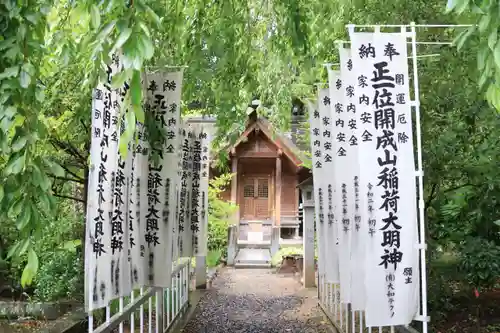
0, 66, 19, 80
6, 242, 20, 259
39, 192, 51, 213
0, 184, 4, 202
22, 62, 35, 76
145, 6, 162, 26
493, 41, 500, 70
139, 22, 151, 37
19, 70, 31, 88
133, 102, 145, 124
454, 26, 476, 51
111, 69, 129, 89
478, 66, 490, 89
112, 27, 132, 52
11, 135, 27, 152
478, 14, 491, 33
31, 164, 42, 186
62, 239, 82, 252
21, 266, 33, 288
96, 21, 116, 41
488, 30, 497, 50
119, 109, 136, 157
38, 169, 50, 191
8, 197, 24, 218
47, 160, 65, 177
90, 4, 101, 30
494, 220, 500, 226
455, 0, 470, 15
5, 153, 26, 175
446, 0, 458, 13
138, 34, 154, 59
28, 249, 39, 272
479, 55, 493, 89
35, 88, 45, 102
16, 204, 31, 230
478, 47, 489, 70
21, 249, 38, 287
3, 105, 16, 118
130, 70, 142, 107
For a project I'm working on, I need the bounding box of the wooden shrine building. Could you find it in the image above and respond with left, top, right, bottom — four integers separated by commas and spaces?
218, 110, 311, 240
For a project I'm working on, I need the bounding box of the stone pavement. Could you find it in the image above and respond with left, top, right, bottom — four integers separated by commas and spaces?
181, 268, 336, 333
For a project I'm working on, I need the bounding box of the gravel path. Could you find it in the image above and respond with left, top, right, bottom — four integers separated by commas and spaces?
182, 268, 336, 333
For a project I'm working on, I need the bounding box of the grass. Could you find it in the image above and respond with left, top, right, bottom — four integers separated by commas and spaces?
191, 249, 224, 268
271, 246, 318, 267
207, 249, 222, 267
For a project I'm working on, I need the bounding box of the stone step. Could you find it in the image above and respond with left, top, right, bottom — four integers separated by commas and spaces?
237, 240, 271, 249
234, 248, 272, 269
234, 262, 272, 269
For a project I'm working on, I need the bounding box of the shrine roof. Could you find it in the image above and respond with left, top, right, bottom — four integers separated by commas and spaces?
225, 110, 307, 168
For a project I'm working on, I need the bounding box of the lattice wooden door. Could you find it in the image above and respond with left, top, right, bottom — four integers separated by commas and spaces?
254, 178, 269, 219
242, 178, 256, 219
241, 177, 270, 219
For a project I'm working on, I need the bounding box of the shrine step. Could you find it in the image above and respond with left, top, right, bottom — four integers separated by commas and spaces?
234, 248, 272, 269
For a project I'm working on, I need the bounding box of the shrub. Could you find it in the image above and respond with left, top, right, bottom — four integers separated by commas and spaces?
34, 248, 83, 302
208, 173, 237, 255
458, 237, 500, 289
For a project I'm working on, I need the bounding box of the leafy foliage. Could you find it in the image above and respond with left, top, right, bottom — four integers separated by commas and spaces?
0, 1, 497, 331
34, 249, 83, 302
208, 173, 237, 254
458, 237, 500, 288
446, 0, 500, 111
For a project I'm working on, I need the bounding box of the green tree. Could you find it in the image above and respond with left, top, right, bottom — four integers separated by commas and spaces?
446, 0, 500, 111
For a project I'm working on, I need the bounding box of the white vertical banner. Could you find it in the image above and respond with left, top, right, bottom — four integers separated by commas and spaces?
162, 71, 183, 278
339, 47, 365, 310
133, 112, 150, 288
349, 30, 419, 326
142, 71, 183, 287
178, 124, 194, 257
110, 80, 134, 300
172, 122, 184, 262
127, 118, 143, 289
189, 125, 202, 255
306, 97, 325, 280
328, 69, 352, 303
317, 88, 339, 284
85, 54, 122, 311
197, 125, 212, 256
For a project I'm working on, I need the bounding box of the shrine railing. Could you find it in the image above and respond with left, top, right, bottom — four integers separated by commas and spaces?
318, 274, 415, 333
88, 257, 192, 333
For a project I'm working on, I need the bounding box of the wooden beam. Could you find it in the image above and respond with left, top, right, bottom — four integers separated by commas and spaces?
295, 177, 299, 213
231, 157, 238, 204
275, 156, 282, 226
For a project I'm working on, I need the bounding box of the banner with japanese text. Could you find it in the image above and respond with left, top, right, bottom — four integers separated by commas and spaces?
85, 56, 122, 311
318, 87, 340, 283
306, 96, 326, 279
348, 31, 419, 326
328, 69, 352, 303
85, 67, 184, 311
178, 123, 194, 258
142, 71, 182, 287
339, 47, 366, 310
197, 124, 212, 256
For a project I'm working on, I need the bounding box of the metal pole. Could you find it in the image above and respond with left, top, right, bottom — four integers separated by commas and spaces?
409, 21, 429, 333
346, 23, 474, 28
